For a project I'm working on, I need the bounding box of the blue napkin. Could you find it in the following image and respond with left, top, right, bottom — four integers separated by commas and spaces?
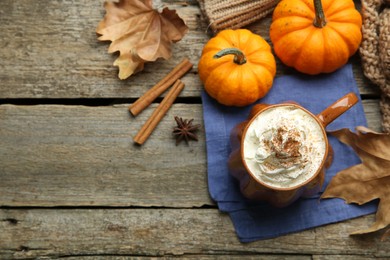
201, 64, 378, 242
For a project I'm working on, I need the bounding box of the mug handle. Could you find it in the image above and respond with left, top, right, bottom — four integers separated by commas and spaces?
316, 92, 359, 127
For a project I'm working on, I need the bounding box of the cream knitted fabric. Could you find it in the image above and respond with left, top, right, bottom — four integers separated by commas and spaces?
198, 0, 280, 34
360, 0, 390, 132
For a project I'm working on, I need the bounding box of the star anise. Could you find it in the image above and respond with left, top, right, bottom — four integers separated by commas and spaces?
172, 116, 200, 145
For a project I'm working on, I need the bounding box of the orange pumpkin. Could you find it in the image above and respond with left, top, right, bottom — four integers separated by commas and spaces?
198, 29, 276, 107
270, 0, 362, 75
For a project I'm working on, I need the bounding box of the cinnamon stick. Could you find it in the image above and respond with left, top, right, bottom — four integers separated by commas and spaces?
129, 58, 193, 116
133, 79, 185, 145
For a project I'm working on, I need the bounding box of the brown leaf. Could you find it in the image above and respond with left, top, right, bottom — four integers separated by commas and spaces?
96, 0, 188, 79
322, 126, 390, 240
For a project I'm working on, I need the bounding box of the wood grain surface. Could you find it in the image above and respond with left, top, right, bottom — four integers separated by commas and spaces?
0, 0, 387, 259
1, 209, 389, 259
0, 102, 382, 208
0, 0, 379, 99
0, 104, 210, 207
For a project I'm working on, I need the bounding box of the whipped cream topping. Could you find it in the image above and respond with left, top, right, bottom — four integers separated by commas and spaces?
243, 105, 326, 189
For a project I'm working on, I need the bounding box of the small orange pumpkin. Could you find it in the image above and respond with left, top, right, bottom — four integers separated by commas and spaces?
198, 29, 276, 107
270, 0, 362, 75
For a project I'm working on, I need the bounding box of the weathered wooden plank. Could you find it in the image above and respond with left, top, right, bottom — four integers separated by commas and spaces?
0, 103, 210, 207
0, 101, 382, 207
363, 99, 383, 132
313, 256, 390, 260
0, 209, 389, 259
62, 256, 311, 260
0, 0, 378, 99
0, 0, 205, 99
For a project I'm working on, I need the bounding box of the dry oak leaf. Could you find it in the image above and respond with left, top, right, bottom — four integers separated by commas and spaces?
96, 0, 188, 79
322, 126, 390, 241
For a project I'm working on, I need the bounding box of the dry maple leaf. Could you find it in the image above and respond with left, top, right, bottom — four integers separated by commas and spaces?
96, 0, 188, 79
322, 126, 390, 241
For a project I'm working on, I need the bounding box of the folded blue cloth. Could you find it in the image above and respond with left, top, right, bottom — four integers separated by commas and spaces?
201, 64, 378, 242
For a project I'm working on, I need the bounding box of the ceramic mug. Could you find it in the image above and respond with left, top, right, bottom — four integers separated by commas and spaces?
228, 92, 358, 207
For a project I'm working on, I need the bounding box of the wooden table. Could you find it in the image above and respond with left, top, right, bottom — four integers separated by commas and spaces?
0, 0, 388, 259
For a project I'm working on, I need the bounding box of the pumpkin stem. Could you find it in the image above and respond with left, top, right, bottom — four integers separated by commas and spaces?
213, 48, 247, 65
313, 0, 327, 28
